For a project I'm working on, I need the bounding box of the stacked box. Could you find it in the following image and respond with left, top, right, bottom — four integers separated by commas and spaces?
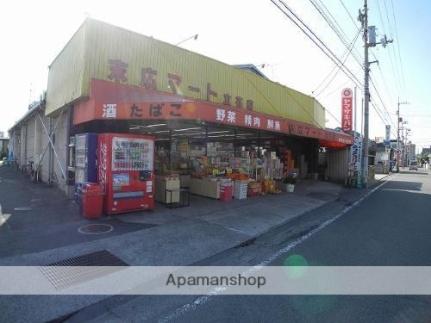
155, 175, 180, 203
234, 180, 248, 200
247, 181, 262, 197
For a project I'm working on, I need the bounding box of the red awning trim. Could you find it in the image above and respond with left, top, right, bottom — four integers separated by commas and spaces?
73, 79, 353, 145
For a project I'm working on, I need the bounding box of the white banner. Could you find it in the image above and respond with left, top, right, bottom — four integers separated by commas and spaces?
1, 266, 431, 295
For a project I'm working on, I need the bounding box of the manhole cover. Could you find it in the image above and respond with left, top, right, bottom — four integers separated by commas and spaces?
14, 206, 32, 211
78, 223, 113, 235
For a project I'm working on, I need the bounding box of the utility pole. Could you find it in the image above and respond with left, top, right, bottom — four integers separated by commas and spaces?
396, 99, 401, 172
396, 98, 409, 172
361, 0, 370, 188
404, 128, 411, 165
358, 0, 392, 187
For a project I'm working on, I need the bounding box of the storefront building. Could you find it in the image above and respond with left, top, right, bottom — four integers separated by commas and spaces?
13, 18, 353, 206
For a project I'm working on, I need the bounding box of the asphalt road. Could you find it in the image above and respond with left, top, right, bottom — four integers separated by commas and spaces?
55, 169, 431, 323
164, 170, 431, 323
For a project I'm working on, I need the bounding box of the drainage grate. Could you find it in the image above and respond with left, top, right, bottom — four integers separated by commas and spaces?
48, 250, 127, 266
41, 250, 128, 289
78, 223, 113, 235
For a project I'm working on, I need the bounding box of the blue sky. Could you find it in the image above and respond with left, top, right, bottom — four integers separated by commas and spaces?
366, 0, 430, 149
0, 0, 429, 151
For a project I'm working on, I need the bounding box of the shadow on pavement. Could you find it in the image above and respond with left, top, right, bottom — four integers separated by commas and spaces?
399, 170, 429, 175
382, 179, 423, 191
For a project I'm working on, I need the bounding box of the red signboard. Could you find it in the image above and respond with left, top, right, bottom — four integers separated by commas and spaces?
341, 88, 353, 132
73, 79, 353, 145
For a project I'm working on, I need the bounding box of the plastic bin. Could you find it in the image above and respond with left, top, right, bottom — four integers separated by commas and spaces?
80, 183, 104, 219
220, 184, 233, 202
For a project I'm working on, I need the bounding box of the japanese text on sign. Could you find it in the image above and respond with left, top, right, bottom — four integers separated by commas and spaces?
107, 59, 255, 112
341, 88, 353, 132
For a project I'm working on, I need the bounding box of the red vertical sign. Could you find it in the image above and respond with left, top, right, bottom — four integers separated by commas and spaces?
341, 88, 353, 132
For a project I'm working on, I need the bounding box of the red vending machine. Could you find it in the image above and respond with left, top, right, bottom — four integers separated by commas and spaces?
98, 133, 155, 215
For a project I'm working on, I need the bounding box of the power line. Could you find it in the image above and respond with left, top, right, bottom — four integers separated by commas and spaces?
342, 1, 395, 100
324, 106, 342, 125
370, 100, 397, 138
315, 0, 395, 130
271, 0, 395, 135
338, 0, 359, 31
376, 0, 404, 95
313, 29, 361, 97
389, 0, 407, 91
311, 0, 363, 69
369, 75, 396, 127
382, 0, 393, 34
371, 49, 396, 101
375, 0, 400, 91
321, 79, 351, 99
270, 0, 363, 89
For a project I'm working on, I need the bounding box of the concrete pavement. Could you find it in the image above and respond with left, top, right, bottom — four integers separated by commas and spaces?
0, 165, 342, 264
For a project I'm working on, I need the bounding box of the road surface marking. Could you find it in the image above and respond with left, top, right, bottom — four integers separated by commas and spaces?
159, 176, 393, 322
14, 207, 32, 211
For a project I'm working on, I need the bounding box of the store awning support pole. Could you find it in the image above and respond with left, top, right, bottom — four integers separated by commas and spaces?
38, 110, 67, 180
258, 131, 261, 155
205, 127, 208, 156
35, 111, 63, 173
168, 130, 172, 170
234, 129, 237, 156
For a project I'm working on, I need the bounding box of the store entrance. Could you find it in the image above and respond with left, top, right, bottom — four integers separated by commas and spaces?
72, 119, 320, 209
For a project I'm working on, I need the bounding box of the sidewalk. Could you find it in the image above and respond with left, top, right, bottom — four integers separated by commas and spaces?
375, 173, 391, 181
0, 164, 352, 322
0, 165, 343, 264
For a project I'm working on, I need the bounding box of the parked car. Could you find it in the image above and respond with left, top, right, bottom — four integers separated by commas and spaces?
409, 161, 418, 171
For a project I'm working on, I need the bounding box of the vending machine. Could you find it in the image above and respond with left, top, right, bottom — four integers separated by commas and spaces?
98, 133, 155, 215
75, 133, 98, 184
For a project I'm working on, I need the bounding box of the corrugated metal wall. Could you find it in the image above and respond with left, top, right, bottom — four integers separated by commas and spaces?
8, 110, 70, 193
25, 119, 35, 164
19, 125, 26, 166
46, 18, 326, 128
45, 24, 87, 115
11, 132, 20, 163
326, 149, 350, 183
